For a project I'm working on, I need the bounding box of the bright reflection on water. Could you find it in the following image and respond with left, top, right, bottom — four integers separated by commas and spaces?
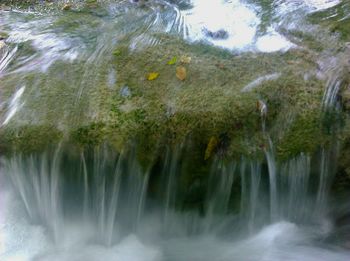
0, 0, 342, 76
179, 0, 259, 50
1, 0, 333, 66
176, 0, 298, 52
305, 0, 341, 10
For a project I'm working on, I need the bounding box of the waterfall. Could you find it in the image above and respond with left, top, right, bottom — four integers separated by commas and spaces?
0, 143, 339, 245
280, 154, 311, 222
4, 148, 63, 242
322, 71, 343, 109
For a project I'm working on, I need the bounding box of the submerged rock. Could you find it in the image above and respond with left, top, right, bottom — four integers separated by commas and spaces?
0, 41, 6, 50
203, 29, 229, 40
0, 32, 9, 40
120, 86, 131, 98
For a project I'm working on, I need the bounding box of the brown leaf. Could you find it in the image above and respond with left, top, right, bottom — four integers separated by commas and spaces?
176, 66, 187, 81
62, 4, 72, 11
205, 137, 218, 160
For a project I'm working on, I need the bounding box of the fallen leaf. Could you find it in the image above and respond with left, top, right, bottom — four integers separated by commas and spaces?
205, 137, 218, 160
176, 66, 187, 81
167, 56, 177, 65
62, 4, 72, 11
180, 56, 191, 64
147, 72, 159, 81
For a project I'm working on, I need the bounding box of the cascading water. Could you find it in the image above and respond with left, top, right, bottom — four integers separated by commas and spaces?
0, 144, 348, 260
1, 0, 350, 260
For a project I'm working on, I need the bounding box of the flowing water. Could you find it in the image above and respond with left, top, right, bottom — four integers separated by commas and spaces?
1, 0, 350, 260
1, 147, 349, 260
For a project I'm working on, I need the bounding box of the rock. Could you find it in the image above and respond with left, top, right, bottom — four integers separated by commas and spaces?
0, 5, 11, 11
0, 32, 9, 41
86, 0, 98, 8
203, 29, 229, 40
0, 41, 6, 51
120, 86, 131, 98
133, 0, 149, 3
342, 88, 350, 110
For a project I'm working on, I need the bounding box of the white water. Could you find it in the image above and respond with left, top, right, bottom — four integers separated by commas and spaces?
175, 0, 295, 51
0, 148, 349, 260
1, 177, 349, 261
2, 86, 25, 126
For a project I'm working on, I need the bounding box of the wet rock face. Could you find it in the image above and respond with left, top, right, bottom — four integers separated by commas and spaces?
203, 29, 229, 40
0, 32, 9, 41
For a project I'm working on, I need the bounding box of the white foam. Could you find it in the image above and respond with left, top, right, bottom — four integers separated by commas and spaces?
2, 86, 25, 126
256, 32, 295, 53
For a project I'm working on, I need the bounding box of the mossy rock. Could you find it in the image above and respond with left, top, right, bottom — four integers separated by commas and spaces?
71, 122, 107, 147
309, 1, 350, 41
0, 125, 63, 155
276, 112, 324, 160
0, 8, 345, 168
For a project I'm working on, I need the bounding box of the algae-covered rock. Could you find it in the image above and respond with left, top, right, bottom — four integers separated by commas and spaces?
0, 32, 339, 164
1, 1, 348, 171
0, 125, 63, 155
309, 1, 350, 41
0, 32, 9, 40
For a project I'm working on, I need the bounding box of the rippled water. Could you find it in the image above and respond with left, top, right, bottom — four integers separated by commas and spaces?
0, 0, 345, 126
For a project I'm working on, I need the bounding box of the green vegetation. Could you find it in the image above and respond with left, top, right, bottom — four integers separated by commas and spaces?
0, 124, 62, 155
309, 1, 350, 41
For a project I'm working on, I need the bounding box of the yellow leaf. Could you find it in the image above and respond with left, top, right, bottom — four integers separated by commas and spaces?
205, 137, 218, 160
176, 66, 187, 81
180, 56, 191, 64
147, 72, 159, 81
167, 56, 177, 65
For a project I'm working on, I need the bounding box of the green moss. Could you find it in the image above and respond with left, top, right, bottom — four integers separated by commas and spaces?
71, 122, 107, 147
276, 112, 324, 160
283, 29, 325, 52
329, 18, 350, 41
309, 1, 350, 41
0, 31, 9, 40
0, 125, 62, 155
334, 121, 350, 192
